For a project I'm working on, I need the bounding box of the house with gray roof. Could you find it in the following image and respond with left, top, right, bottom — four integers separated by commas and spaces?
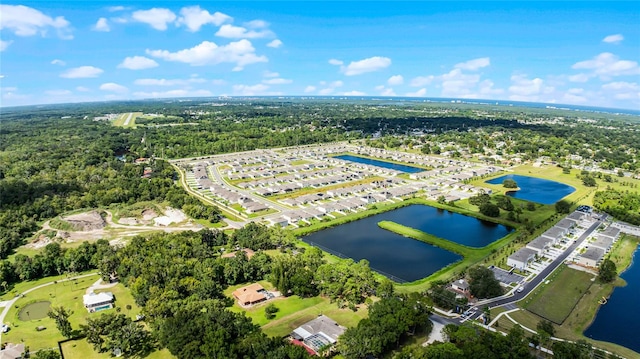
577, 247, 605, 268
591, 235, 614, 252
540, 227, 567, 243
526, 236, 554, 255
291, 315, 346, 355
507, 247, 537, 270
599, 226, 621, 240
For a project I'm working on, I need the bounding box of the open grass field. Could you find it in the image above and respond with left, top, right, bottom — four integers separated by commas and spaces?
3, 277, 142, 352
112, 112, 142, 128
60, 339, 175, 359
225, 280, 368, 338
522, 265, 594, 324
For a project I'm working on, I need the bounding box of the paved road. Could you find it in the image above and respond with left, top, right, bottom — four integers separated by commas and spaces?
0, 272, 99, 342
122, 112, 133, 126
459, 217, 603, 323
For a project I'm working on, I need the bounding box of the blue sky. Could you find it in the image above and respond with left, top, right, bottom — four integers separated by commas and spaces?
1, 1, 639, 109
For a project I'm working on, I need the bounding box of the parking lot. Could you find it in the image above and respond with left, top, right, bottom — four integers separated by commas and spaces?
489, 266, 524, 285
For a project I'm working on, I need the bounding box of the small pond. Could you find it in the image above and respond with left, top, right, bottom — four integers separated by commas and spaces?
19, 301, 51, 321
334, 154, 425, 173
486, 174, 575, 205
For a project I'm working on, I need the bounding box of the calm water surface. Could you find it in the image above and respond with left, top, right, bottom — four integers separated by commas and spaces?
584, 247, 640, 353
303, 205, 511, 282
486, 174, 575, 205
335, 154, 424, 173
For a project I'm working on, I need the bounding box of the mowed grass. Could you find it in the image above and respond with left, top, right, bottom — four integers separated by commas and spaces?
112, 112, 142, 128
523, 265, 595, 324
4, 277, 142, 352
61, 339, 175, 359
225, 280, 367, 338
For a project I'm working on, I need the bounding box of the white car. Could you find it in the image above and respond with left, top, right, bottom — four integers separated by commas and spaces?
1, 324, 9, 333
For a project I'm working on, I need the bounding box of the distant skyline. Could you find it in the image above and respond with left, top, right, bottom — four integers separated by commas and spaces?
1, 1, 639, 110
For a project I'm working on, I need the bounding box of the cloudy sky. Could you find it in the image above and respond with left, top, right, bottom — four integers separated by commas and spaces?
1, 1, 639, 110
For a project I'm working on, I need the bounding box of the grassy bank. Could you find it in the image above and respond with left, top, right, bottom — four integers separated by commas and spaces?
378, 220, 517, 293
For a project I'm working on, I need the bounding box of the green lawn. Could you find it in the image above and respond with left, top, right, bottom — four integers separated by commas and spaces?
225, 280, 367, 338
60, 339, 175, 359
3, 278, 142, 352
522, 265, 594, 324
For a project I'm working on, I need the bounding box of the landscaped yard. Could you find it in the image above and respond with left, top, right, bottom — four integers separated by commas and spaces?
225, 280, 367, 338
60, 339, 175, 359
522, 265, 594, 324
3, 277, 142, 352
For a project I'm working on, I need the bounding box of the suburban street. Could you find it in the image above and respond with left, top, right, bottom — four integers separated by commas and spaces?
457, 217, 604, 323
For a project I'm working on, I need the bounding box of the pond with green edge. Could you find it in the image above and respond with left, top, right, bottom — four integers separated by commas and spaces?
18, 301, 51, 321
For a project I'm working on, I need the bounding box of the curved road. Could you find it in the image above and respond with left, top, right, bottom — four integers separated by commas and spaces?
0, 272, 99, 342
460, 217, 603, 323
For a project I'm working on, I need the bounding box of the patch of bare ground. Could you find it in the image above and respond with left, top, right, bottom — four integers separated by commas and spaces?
62, 210, 106, 231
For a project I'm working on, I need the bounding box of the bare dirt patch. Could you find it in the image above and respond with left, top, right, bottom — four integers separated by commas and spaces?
153, 208, 188, 226
62, 211, 106, 231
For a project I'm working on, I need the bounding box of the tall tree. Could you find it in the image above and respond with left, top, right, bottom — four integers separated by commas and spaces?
47, 306, 73, 338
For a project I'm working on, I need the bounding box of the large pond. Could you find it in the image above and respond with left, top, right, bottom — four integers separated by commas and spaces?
303, 205, 511, 282
485, 174, 575, 205
584, 247, 640, 353
334, 154, 425, 173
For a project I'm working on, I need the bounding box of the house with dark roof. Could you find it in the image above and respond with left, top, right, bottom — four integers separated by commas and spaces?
577, 247, 605, 268
291, 315, 346, 355
526, 236, 554, 255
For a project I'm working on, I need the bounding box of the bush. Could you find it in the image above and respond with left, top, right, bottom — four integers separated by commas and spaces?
503, 179, 518, 188
264, 303, 278, 319
479, 202, 500, 217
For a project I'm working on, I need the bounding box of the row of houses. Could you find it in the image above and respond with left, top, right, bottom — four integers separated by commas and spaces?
507, 211, 586, 270
576, 226, 621, 267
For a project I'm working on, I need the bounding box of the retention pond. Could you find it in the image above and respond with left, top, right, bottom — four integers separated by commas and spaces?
303, 205, 511, 282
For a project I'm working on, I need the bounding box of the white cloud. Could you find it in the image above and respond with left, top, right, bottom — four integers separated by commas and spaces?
304, 86, 316, 93
51, 59, 66, 66
211, 79, 226, 86
215, 24, 273, 39
93, 17, 110, 32
454, 57, 490, 71
477, 79, 504, 96
263, 78, 292, 85
147, 40, 268, 70
440, 68, 482, 98
318, 88, 335, 95
267, 39, 283, 48
568, 73, 590, 83
100, 82, 128, 93
572, 52, 640, 80
602, 34, 624, 44
76, 86, 90, 92
232, 84, 270, 95
387, 75, 404, 86
376, 86, 396, 96
108, 6, 126, 12
134, 78, 206, 86
133, 89, 213, 98
342, 90, 366, 96
177, 6, 231, 32
263, 70, 279, 78
60, 66, 103, 78
118, 56, 159, 70
410, 75, 435, 87
602, 81, 640, 100
0, 40, 12, 52
0, 5, 72, 39
508, 74, 554, 101
245, 20, 269, 29
132, 8, 176, 31
333, 56, 392, 76
406, 88, 427, 97
45, 89, 72, 96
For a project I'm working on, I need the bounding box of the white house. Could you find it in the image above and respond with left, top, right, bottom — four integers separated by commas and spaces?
577, 247, 605, 268
526, 236, 554, 255
507, 248, 537, 270
83, 291, 115, 313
